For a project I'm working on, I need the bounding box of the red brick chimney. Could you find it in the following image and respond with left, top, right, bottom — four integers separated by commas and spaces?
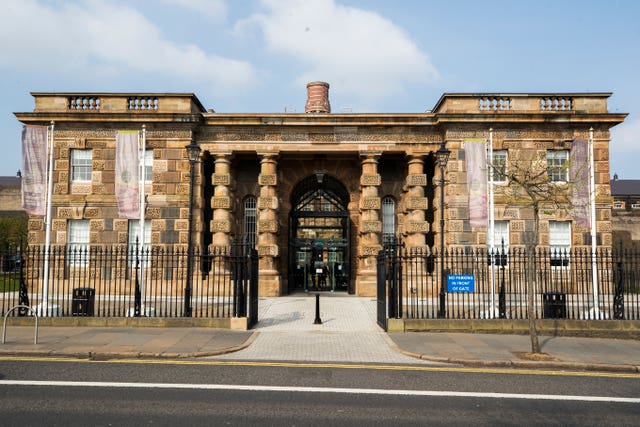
305, 81, 331, 113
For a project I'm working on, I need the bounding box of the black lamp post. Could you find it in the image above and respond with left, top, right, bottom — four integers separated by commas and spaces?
184, 141, 201, 317
436, 141, 451, 318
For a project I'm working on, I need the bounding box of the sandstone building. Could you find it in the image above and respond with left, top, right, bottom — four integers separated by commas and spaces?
14, 84, 627, 297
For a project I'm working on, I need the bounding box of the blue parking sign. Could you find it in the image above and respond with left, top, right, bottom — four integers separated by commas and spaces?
447, 274, 475, 292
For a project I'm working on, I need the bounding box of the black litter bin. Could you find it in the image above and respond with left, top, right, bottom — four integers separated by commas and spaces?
542, 292, 566, 319
72, 287, 95, 316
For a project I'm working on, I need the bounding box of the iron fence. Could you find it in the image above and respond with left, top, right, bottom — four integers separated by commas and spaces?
0, 243, 258, 322
377, 244, 640, 323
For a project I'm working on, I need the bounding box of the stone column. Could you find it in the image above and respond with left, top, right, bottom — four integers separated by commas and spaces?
210, 153, 233, 247
357, 152, 382, 296
403, 154, 429, 249
257, 152, 281, 296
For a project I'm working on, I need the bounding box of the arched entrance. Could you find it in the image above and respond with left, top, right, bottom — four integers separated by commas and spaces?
289, 173, 350, 292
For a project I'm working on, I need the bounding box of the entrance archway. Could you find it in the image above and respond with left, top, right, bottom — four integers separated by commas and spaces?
289, 174, 350, 292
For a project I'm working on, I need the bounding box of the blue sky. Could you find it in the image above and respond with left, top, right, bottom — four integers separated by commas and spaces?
1, 0, 638, 177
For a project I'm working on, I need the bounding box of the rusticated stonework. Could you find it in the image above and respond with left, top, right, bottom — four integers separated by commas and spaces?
211, 196, 231, 209
258, 196, 278, 210
212, 173, 230, 186
407, 197, 428, 210
360, 174, 381, 186
258, 244, 279, 256
211, 220, 231, 233
360, 197, 381, 210
406, 174, 427, 186
361, 220, 382, 233
406, 220, 430, 233
359, 245, 383, 256
257, 219, 278, 233
258, 174, 277, 186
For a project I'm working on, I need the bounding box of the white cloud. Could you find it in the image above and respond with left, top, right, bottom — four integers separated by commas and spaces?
161, 0, 227, 22
610, 117, 640, 178
0, 0, 254, 95
236, 0, 438, 103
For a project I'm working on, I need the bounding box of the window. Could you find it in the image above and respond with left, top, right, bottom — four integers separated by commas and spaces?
613, 201, 624, 210
632, 203, 640, 210
141, 149, 153, 182
490, 150, 507, 183
71, 149, 93, 182
242, 197, 257, 247
67, 220, 90, 266
128, 220, 151, 266
382, 196, 396, 244
549, 221, 571, 266
547, 150, 568, 182
488, 221, 509, 265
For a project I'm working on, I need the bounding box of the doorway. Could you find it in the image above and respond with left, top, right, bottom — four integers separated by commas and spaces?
289, 174, 350, 292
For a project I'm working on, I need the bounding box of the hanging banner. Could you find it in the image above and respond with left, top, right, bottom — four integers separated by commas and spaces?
115, 131, 140, 219
465, 140, 488, 228
21, 125, 48, 215
571, 139, 590, 228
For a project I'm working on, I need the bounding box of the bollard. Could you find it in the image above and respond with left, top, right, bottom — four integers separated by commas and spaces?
314, 293, 322, 324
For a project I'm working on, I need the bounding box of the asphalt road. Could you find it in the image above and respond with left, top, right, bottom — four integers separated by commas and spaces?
0, 358, 638, 426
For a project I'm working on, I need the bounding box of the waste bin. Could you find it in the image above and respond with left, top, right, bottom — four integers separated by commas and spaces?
72, 287, 95, 316
542, 292, 566, 319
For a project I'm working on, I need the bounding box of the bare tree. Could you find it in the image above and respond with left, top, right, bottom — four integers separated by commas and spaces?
490, 149, 575, 354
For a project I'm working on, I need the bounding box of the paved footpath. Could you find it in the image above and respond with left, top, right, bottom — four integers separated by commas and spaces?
210, 294, 442, 364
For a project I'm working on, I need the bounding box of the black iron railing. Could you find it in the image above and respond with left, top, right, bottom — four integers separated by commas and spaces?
377, 245, 640, 321
0, 243, 258, 320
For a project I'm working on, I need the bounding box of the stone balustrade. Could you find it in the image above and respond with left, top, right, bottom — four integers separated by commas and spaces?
32, 93, 206, 114
434, 93, 611, 114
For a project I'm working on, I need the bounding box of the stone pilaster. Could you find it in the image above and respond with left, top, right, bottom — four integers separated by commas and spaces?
403, 155, 429, 249
357, 152, 382, 296
210, 153, 233, 247
257, 153, 281, 295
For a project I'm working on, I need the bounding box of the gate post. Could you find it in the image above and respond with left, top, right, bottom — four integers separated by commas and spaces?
376, 249, 387, 330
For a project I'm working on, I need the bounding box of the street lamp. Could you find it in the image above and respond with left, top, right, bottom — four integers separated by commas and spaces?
436, 141, 451, 318
184, 141, 201, 317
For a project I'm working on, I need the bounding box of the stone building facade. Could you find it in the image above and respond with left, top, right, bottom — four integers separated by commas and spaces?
15, 84, 626, 296
611, 176, 640, 249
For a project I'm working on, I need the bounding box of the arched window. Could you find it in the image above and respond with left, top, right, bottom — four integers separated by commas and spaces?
382, 196, 396, 243
242, 196, 257, 247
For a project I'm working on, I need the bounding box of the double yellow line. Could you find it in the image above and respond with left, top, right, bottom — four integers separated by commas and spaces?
0, 356, 638, 379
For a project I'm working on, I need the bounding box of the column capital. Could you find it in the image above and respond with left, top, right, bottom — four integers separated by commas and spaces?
359, 151, 382, 161
257, 151, 280, 160
406, 153, 427, 165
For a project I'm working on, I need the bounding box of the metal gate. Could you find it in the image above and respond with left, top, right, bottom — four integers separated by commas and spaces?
376, 250, 387, 330
231, 242, 259, 328
376, 238, 402, 330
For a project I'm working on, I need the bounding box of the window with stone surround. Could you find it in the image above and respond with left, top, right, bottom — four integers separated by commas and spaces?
141, 149, 153, 182
128, 220, 151, 266
242, 196, 257, 247
490, 150, 507, 183
67, 220, 89, 266
71, 149, 93, 182
546, 150, 568, 183
488, 220, 509, 266
382, 196, 396, 244
549, 221, 571, 267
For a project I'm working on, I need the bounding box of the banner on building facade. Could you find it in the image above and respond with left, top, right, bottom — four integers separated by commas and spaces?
115, 131, 140, 219
21, 125, 48, 215
570, 139, 590, 228
465, 140, 488, 228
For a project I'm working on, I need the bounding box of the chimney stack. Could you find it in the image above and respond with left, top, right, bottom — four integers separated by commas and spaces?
305, 81, 330, 113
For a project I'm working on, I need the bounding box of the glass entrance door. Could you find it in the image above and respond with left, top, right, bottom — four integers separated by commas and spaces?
289, 175, 350, 292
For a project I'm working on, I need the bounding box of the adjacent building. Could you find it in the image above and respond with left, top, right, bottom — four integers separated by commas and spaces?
611, 175, 640, 249
14, 84, 627, 297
